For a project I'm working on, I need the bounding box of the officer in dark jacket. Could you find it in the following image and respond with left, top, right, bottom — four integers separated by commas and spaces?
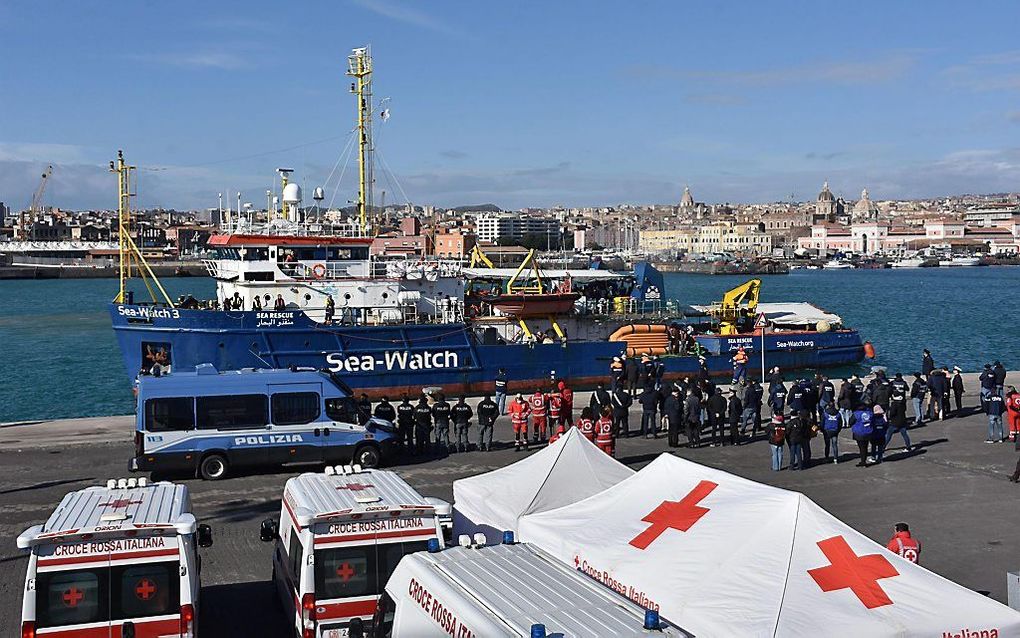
927, 370, 948, 421
951, 367, 965, 414
993, 361, 1007, 398
396, 394, 415, 453
373, 396, 396, 423
707, 387, 727, 447
625, 356, 639, 393
413, 396, 433, 456
979, 364, 996, 410
494, 368, 509, 415
589, 382, 612, 413
889, 373, 908, 430
431, 394, 452, 452
910, 373, 927, 426
612, 388, 632, 437
684, 389, 702, 448
357, 393, 372, 426
727, 390, 743, 446
639, 387, 660, 438
921, 349, 935, 378
785, 412, 806, 470
663, 388, 684, 448
769, 382, 787, 417
452, 397, 473, 453
476, 395, 498, 451
872, 371, 892, 413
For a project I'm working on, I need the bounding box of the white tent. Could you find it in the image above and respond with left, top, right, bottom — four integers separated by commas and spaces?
453, 427, 634, 544
519, 454, 1020, 637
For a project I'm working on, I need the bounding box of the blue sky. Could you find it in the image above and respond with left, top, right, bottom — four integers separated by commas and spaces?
2, 0, 1020, 211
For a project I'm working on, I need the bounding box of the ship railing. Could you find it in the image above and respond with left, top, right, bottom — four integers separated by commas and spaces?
202, 259, 240, 279
281, 260, 382, 280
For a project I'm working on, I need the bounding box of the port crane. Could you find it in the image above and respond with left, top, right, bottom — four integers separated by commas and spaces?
19, 165, 53, 239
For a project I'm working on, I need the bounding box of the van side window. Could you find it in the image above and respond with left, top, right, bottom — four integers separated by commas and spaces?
145, 398, 195, 432
272, 392, 321, 425
196, 394, 268, 429
289, 531, 303, 586
325, 397, 359, 424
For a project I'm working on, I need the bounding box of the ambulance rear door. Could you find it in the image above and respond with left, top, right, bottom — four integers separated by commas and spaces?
312, 515, 438, 638
33, 545, 112, 638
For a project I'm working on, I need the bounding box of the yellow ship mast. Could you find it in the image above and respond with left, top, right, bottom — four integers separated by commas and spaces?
347, 46, 373, 234
111, 150, 174, 307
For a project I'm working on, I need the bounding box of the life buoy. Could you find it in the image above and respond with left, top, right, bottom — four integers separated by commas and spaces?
863, 341, 876, 358
311, 263, 327, 279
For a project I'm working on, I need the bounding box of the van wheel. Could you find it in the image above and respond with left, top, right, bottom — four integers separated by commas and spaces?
353, 444, 381, 469
199, 454, 229, 480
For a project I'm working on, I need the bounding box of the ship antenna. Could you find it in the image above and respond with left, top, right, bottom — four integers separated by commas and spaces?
347, 46, 373, 235
110, 150, 175, 307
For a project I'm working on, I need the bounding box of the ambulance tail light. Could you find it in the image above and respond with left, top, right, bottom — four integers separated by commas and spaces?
179, 603, 195, 637
301, 592, 317, 637
21, 621, 35, 638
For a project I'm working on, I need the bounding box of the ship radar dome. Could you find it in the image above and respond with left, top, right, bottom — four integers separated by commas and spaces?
283, 183, 303, 204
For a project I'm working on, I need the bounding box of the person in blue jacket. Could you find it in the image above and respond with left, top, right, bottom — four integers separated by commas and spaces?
821, 403, 842, 464
871, 405, 890, 463
851, 405, 874, 467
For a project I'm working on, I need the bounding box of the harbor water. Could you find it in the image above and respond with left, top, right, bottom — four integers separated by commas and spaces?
2, 267, 1016, 423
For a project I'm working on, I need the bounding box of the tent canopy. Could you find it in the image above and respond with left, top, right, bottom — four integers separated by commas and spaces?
453, 427, 634, 544
518, 454, 1020, 637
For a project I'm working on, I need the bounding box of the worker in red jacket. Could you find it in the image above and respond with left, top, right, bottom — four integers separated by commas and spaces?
529, 389, 549, 443
886, 522, 921, 563
577, 407, 596, 443
508, 394, 531, 452
548, 424, 567, 445
558, 381, 574, 427
547, 387, 563, 430
1006, 386, 1020, 441
595, 405, 616, 457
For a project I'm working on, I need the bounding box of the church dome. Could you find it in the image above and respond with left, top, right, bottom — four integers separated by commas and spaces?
817, 181, 835, 203
679, 186, 695, 208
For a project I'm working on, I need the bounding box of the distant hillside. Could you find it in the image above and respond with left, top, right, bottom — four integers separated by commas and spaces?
449, 203, 501, 213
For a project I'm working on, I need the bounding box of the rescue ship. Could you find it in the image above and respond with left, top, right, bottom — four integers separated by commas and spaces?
108, 47, 866, 397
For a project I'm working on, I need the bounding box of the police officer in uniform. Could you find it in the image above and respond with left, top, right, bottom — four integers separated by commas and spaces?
452, 397, 473, 453
494, 368, 509, 415
413, 395, 432, 456
476, 395, 498, 451
395, 394, 415, 453
431, 393, 452, 452
664, 387, 684, 448
373, 396, 396, 423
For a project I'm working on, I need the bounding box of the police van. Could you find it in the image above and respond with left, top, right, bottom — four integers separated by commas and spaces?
260, 465, 451, 638
17, 478, 213, 638
374, 536, 691, 637
131, 364, 398, 480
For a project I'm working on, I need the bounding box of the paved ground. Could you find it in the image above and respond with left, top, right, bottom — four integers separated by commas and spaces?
3, 375, 1020, 635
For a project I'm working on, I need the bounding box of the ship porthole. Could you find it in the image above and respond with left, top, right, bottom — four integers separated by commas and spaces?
304, 294, 311, 301
382, 292, 389, 299
344, 293, 352, 300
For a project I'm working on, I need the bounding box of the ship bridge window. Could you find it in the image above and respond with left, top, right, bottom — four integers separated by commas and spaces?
327, 246, 367, 261
242, 247, 269, 261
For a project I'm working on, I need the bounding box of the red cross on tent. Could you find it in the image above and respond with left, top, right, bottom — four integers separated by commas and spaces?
336, 483, 375, 492
336, 562, 356, 582
629, 480, 718, 550
135, 578, 157, 601
63, 587, 85, 607
808, 535, 900, 609
99, 498, 143, 510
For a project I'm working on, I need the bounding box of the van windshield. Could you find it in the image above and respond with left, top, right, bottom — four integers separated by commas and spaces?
315, 540, 429, 600
36, 560, 180, 628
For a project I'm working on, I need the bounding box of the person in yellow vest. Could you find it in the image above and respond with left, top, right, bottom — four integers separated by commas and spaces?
732, 346, 749, 385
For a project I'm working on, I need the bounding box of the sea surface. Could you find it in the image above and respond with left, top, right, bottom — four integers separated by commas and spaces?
1, 267, 1016, 422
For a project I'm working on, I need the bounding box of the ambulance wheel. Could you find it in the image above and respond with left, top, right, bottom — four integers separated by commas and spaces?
199, 454, 229, 480
353, 444, 381, 469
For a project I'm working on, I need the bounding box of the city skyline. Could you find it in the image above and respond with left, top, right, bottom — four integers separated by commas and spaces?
3, 1, 1020, 211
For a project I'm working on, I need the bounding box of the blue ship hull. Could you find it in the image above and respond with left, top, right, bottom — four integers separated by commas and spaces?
110, 303, 865, 397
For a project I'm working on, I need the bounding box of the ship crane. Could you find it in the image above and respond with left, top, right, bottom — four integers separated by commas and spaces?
710, 278, 761, 335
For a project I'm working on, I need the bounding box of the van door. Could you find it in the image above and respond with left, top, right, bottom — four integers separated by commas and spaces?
269, 383, 325, 466
35, 557, 113, 638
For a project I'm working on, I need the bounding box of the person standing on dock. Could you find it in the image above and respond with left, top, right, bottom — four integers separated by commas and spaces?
558, 381, 574, 427
821, 403, 842, 463
396, 394, 415, 453
595, 405, 616, 457
871, 405, 889, 463
685, 389, 702, 448
639, 386, 660, 439
994, 361, 1007, 398
494, 368, 509, 415
769, 381, 787, 418
979, 364, 995, 411
707, 387, 727, 447
986, 390, 1006, 444
577, 407, 597, 443
885, 394, 912, 453
610, 356, 625, 391
767, 415, 786, 471
452, 397, 473, 453
727, 389, 743, 446
818, 375, 836, 425
1006, 387, 1020, 442
838, 376, 857, 428
476, 395, 497, 452
951, 367, 965, 415
740, 382, 758, 439
373, 396, 396, 424
664, 387, 683, 448
431, 394, 452, 452
509, 394, 530, 451
921, 349, 935, 379
910, 373, 927, 426
927, 369, 947, 422
625, 355, 639, 394
851, 404, 875, 466
357, 393, 371, 425
612, 387, 632, 437
529, 389, 549, 442
413, 395, 433, 456
786, 412, 805, 471
590, 381, 611, 415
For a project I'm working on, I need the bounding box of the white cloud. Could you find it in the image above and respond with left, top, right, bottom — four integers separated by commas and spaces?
133, 50, 251, 70
351, 0, 460, 36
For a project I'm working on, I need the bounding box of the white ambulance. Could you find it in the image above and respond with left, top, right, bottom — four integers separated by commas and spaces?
17, 478, 213, 638
260, 465, 450, 638
374, 537, 692, 637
